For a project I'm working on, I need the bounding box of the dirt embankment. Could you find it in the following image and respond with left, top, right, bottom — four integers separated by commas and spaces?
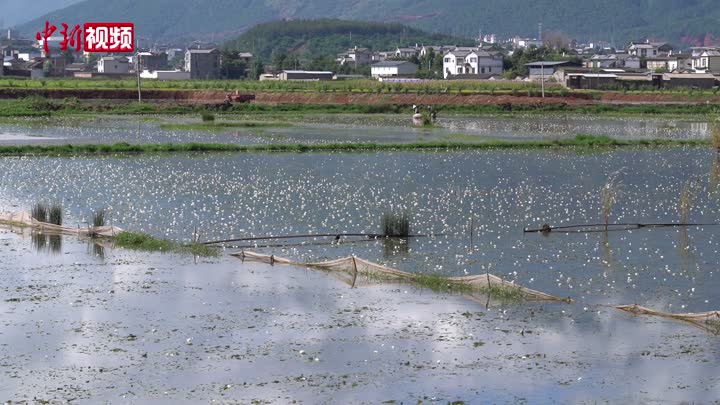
1, 87, 718, 106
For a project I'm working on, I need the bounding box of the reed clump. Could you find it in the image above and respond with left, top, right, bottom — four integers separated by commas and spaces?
382, 211, 410, 237
92, 209, 106, 227
679, 180, 698, 224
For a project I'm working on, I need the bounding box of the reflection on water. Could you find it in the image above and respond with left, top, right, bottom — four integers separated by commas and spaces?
31, 233, 62, 254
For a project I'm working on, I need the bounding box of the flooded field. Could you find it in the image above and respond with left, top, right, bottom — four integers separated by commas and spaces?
0, 113, 712, 146
2, 117, 720, 402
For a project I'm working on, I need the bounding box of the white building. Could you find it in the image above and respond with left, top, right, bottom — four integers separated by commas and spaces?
692, 50, 720, 73
627, 41, 672, 57
370, 61, 418, 78
97, 55, 130, 74
140, 69, 191, 80
512, 37, 544, 49
442, 49, 503, 78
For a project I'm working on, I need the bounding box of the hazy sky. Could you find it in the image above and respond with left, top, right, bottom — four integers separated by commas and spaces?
2, 0, 83, 27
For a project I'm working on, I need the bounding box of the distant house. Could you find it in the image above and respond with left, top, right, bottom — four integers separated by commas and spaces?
97, 56, 130, 74
136, 52, 168, 71
692, 50, 720, 73
337, 47, 372, 66
278, 70, 334, 81
443, 49, 503, 79
512, 37, 544, 49
28, 61, 45, 79
238, 52, 254, 65
525, 61, 578, 80
64, 62, 91, 77
370, 61, 418, 78
184, 48, 221, 79
646, 56, 672, 71
627, 41, 673, 57
667, 53, 693, 72
395, 47, 420, 59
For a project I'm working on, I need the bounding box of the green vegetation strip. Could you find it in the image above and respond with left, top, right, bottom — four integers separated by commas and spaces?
0, 135, 708, 156
114, 231, 219, 257
408, 274, 527, 302
159, 121, 292, 131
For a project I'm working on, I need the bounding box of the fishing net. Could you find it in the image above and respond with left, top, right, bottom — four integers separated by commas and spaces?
232, 251, 571, 303
615, 304, 720, 335
0, 211, 122, 238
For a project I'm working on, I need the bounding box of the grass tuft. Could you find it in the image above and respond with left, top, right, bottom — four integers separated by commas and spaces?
201, 112, 215, 122
92, 209, 106, 227
48, 202, 62, 226
32, 202, 48, 223
114, 231, 219, 257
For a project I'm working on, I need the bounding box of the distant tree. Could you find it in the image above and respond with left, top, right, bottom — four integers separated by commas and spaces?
43, 60, 54, 76
271, 49, 289, 72
252, 57, 264, 79
220, 50, 247, 79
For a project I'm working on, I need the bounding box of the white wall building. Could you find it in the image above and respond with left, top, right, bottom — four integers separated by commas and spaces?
692, 50, 720, 73
442, 50, 503, 78
370, 61, 418, 78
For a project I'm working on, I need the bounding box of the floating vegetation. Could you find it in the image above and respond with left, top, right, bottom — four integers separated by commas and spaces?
0, 135, 709, 157
232, 251, 571, 303
616, 304, 720, 335
382, 211, 410, 237
114, 231, 219, 257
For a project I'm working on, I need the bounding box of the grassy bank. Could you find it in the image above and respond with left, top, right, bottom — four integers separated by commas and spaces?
114, 231, 219, 257
1, 96, 719, 118
0, 135, 709, 157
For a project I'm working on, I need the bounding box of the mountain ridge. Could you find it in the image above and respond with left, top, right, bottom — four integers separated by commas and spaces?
16, 0, 720, 46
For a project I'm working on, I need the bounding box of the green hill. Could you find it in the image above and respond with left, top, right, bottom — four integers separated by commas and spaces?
223, 19, 473, 60
17, 0, 720, 46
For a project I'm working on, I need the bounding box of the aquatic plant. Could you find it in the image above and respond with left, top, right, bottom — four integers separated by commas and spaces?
201, 112, 215, 122
600, 171, 623, 232
92, 209, 106, 227
31, 202, 48, 222
679, 180, 698, 224
48, 202, 62, 226
114, 231, 219, 257
382, 211, 410, 237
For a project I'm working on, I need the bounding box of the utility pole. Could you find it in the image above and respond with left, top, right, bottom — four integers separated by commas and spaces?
136, 39, 142, 102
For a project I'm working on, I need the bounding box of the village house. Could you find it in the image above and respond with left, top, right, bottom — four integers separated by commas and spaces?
442, 49, 503, 78
394, 46, 420, 59
525, 61, 578, 81
97, 55, 130, 74
184, 48, 221, 79
512, 37, 544, 49
370, 60, 418, 78
136, 51, 168, 71
692, 50, 720, 73
627, 41, 673, 57
278, 70, 334, 81
337, 47, 372, 66
238, 52, 254, 65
